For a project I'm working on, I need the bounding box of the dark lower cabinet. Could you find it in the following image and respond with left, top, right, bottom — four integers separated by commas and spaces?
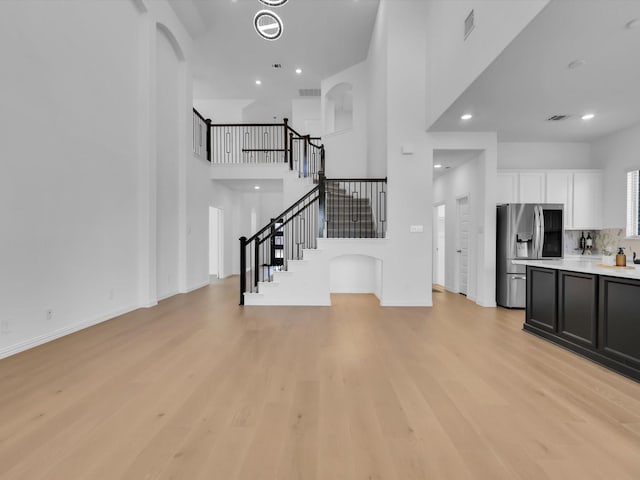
558, 271, 598, 348
526, 266, 557, 332
523, 268, 640, 383
599, 276, 640, 371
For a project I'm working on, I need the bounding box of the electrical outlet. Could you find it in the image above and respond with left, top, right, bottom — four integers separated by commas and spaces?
46, 309, 53, 321
1, 320, 10, 334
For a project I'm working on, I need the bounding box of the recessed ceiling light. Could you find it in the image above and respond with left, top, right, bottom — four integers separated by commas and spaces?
625, 18, 639, 29
434, 164, 443, 169
254, 185, 261, 190
461, 113, 473, 120
581, 113, 595, 120
295, 68, 302, 74
255, 80, 262, 85
568, 59, 586, 70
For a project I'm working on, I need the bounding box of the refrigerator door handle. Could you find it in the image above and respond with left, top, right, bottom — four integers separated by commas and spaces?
538, 206, 545, 257
532, 206, 540, 258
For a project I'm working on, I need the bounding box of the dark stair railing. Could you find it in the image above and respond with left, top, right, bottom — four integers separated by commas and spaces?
324, 178, 387, 239
207, 116, 324, 181
239, 170, 388, 305
239, 185, 321, 305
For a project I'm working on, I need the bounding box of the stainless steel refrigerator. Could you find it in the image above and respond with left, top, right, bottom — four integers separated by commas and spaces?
496, 203, 564, 308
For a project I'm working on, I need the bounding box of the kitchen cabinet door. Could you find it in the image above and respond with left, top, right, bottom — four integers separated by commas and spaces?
573, 171, 603, 230
546, 172, 573, 228
496, 172, 518, 204
558, 270, 598, 348
599, 276, 640, 371
526, 266, 558, 333
518, 172, 546, 203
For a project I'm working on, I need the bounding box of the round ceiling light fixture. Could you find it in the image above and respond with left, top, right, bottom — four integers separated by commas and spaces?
254, 10, 283, 41
461, 113, 473, 120
258, 0, 289, 6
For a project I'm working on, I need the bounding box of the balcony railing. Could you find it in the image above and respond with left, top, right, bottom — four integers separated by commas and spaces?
205, 116, 324, 181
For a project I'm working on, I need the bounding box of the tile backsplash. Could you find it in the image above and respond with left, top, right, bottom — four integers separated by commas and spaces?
565, 228, 640, 259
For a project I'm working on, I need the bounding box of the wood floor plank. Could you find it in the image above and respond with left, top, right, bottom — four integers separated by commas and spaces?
1, 280, 640, 479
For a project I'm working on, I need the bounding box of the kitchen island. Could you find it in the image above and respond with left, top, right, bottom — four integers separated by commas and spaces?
513, 258, 640, 382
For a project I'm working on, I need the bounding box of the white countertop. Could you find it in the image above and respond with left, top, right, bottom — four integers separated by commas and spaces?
512, 257, 640, 280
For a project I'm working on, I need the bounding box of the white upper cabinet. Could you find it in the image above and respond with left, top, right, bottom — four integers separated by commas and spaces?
496, 172, 518, 204
545, 171, 573, 228
518, 172, 546, 204
496, 169, 603, 230
572, 171, 603, 230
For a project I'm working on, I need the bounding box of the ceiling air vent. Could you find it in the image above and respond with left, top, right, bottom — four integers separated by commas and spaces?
298, 88, 321, 97
547, 115, 571, 121
464, 9, 475, 40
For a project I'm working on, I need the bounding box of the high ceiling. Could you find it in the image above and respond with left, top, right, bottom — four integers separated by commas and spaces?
170, 0, 380, 122
430, 0, 640, 142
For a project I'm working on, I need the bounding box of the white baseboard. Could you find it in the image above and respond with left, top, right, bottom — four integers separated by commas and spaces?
380, 301, 433, 307
185, 279, 211, 293
476, 301, 497, 308
0, 303, 139, 360
157, 289, 180, 302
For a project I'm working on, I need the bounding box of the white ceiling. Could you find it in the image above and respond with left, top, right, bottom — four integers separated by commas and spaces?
433, 149, 483, 178
430, 0, 640, 142
170, 0, 380, 122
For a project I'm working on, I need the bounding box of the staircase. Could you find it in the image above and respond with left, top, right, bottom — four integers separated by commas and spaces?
325, 181, 378, 239
194, 109, 388, 305
239, 176, 387, 305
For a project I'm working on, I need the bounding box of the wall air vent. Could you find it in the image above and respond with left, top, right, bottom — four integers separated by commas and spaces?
298, 88, 321, 97
547, 115, 571, 121
464, 9, 475, 40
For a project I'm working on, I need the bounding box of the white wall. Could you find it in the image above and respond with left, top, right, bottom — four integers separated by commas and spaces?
591, 122, 640, 229
380, 0, 432, 306
193, 99, 253, 123
291, 98, 321, 137
425, 0, 549, 129
0, 0, 211, 358
329, 255, 382, 296
498, 142, 592, 169
321, 61, 368, 178
0, 0, 141, 356
155, 25, 181, 300
366, 0, 388, 178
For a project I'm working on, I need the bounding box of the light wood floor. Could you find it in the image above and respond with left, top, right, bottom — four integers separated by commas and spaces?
2, 278, 640, 479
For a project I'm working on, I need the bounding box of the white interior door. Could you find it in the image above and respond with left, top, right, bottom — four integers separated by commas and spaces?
437, 206, 445, 286
432, 205, 446, 287
457, 197, 470, 295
